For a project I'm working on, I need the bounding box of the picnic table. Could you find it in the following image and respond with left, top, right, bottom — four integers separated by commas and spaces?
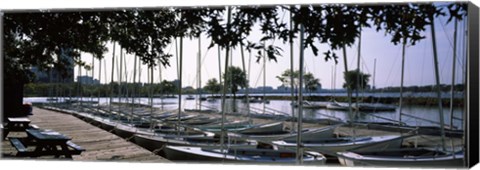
3, 117, 32, 139
9, 128, 85, 158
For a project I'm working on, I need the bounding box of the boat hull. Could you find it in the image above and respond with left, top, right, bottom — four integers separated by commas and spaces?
112, 124, 152, 140
133, 134, 256, 155
337, 150, 464, 168
238, 122, 285, 135
163, 145, 326, 165
273, 135, 402, 156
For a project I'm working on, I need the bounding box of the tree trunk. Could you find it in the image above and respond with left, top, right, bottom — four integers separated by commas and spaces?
4, 76, 27, 119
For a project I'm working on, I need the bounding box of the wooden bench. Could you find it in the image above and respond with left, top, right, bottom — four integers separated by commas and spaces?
8, 129, 86, 158
9, 137, 29, 156
3, 117, 31, 138
66, 141, 86, 154
1, 124, 4, 139
29, 124, 40, 129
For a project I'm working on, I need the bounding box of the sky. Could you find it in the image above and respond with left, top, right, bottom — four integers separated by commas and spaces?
73, 3, 468, 90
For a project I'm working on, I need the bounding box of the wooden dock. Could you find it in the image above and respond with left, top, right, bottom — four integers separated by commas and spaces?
1, 107, 170, 162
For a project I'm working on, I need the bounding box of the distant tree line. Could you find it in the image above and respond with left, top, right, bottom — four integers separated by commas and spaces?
374, 84, 464, 93
23, 81, 188, 98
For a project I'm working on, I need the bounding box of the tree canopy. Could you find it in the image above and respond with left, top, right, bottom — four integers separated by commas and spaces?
4, 3, 468, 84
204, 78, 222, 94
343, 69, 371, 91
276, 69, 321, 93
223, 66, 248, 98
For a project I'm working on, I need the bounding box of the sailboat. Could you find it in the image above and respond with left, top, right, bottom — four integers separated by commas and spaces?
335, 17, 465, 168
273, 133, 402, 157
163, 144, 326, 164
336, 135, 464, 167
326, 101, 350, 110
186, 95, 195, 100
274, 27, 404, 158
237, 123, 339, 142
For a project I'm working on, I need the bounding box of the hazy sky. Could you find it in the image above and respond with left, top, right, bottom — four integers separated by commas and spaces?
76, 5, 468, 90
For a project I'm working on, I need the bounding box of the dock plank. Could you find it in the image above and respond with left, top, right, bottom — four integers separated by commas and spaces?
1, 107, 169, 162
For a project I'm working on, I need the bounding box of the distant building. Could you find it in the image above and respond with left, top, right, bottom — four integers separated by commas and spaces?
256, 86, 274, 91
276, 85, 291, 93
77, 76, 100, 85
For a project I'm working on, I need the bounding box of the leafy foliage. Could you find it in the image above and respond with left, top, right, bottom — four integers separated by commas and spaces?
222, 66, 248, 97
4, 3, 467, 83
158, 80, 178, 95
276, 69, 321, 92
343, 69, 371, 90
203, 78, 222, 94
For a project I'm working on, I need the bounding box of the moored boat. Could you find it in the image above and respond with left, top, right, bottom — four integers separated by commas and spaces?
237, 124, 339, 142
326, 102, 350, 111
133, 133, 257, 154
236, 121, 285, 135
337, 148, 464, 167
272, 135, 403, 156
163, 145, 326, 164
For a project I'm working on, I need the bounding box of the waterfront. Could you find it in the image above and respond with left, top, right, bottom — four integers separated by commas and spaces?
25, 95, 464, 130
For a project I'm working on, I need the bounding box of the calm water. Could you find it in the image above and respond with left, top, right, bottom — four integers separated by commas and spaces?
25, 95, 464, 130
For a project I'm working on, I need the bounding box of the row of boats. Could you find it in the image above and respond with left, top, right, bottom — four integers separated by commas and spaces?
43, 103, 463, 167
293, 100, 397, 112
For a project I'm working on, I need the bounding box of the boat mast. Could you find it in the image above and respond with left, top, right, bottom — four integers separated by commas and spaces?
119, 48, 123, 105
48, 68, 52, 101
197, 34, 202, 110
78, 62, 82, 108
149, 56, 154, 128
449, 16, 459, 158
123, 50, 129, 104
263, 43, 266, 114
289, 6, 295, 133
97, 57, 102, 111
158, 57, 163, 110
373, 58, 376, 91
218, 46, 223, 85
91, 55, 95, 103
430, 15, 446, 151
138, 54, 142, 104
178, 36, 184, 133
296, 23, 305, 165
449, 18, 458, 130
131, 55, 137, 120
342, 44, 353, 124
334, 61, 337, 96
240, 44, 251, 123
331, 66, 334, 91
399, 37, 407, 123
353, 29, 362, 143
355, 30, 361, 121
220, 6, 232, 154
109, 42, 116, 120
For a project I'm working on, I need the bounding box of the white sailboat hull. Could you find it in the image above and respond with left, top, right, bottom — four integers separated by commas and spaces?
238, 122, 285, 135
133, 133, 256, 154
112, 123, 153, 140
337, 149, 464, 168
273, 135, 402, 156
163, 145, 326, 165
326, 102, 350, 110
281, 125, 338, 142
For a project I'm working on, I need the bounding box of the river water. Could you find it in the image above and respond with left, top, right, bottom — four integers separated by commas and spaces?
24, 95, 464, 130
